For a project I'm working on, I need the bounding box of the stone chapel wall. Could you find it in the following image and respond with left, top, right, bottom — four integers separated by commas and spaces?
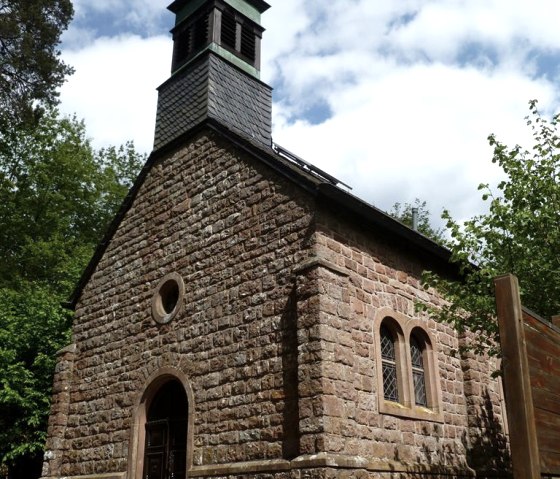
44, 131, 316, 477
42, 130, 510, 479
300, 206, 510, 476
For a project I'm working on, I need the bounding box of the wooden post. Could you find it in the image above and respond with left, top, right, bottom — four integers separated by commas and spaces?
494, 274, 540, 479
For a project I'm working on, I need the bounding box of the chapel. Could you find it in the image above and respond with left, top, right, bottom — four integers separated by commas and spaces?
41, 1, 511, 478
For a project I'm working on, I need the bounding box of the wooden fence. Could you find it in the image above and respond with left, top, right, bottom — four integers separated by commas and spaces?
494, 274, 560, 479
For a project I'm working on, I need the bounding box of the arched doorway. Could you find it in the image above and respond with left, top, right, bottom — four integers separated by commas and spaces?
143, 379, 188, 479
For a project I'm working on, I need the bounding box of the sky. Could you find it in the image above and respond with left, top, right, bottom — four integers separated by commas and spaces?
58, 0, 560, 228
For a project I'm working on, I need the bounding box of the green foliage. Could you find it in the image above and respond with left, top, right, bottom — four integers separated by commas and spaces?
0, 108, 141, 292
0, 108, 144, 472
0, 284, 72, 464
0, 0, 74, 126
389, 198, 445, 243
420, 101, 560, 354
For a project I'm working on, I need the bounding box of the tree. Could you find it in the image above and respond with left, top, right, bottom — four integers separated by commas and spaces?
421, 101, 560, 353
0, 108, 144, 476
0, 285, 72, 478
0, 0, 73, 126
389, 198, 445, 243
0, 108, 141, 291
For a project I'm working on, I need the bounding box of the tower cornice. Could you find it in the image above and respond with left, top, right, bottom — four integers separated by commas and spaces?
169, 0, 270, 13
168, 0, 271, 17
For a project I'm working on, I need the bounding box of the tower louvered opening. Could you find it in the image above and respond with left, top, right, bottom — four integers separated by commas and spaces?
169, 0, 267, 74
219, 8, 258, 67
240, 24, 256, 63
173, 26, 191, 70
172, 12, 210, 71
221, 10, 237, 50
192, 14, 209, 51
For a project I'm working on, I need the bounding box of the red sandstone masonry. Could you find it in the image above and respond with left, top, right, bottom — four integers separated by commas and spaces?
45, 131, 315, 477
42, 129, 510, 479
42, 344, 76, 477
309, 206, 509, 473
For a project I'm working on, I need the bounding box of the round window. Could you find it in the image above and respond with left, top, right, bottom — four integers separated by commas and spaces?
151, 273, 184, 324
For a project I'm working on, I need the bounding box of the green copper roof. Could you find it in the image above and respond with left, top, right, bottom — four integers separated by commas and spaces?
169, 0, 270, 25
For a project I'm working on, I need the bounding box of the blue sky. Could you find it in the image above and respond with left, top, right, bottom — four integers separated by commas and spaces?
59, 0, 560, 227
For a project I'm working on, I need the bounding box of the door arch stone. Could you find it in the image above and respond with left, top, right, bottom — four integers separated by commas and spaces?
128, 368, 194, 479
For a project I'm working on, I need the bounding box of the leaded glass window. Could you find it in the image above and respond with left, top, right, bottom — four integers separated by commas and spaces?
380, 325, 399, 402
410, 335, 427, 406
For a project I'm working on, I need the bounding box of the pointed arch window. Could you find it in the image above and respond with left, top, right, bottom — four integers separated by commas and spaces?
380, 325, 399, 403
410, 334, 427, 406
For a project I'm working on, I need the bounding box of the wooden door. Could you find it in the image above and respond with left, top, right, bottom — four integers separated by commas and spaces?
143, 381, 188, 479
144, 419, 168, 479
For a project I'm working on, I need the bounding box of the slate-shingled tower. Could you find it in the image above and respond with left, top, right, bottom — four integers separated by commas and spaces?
41, 1, 512, 478
154, 0, 272, 150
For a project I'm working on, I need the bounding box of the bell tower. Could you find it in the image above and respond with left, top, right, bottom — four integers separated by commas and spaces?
154, 0, 272, 150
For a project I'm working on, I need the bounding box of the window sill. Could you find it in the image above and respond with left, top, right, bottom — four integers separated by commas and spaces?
379, 400, 444, 423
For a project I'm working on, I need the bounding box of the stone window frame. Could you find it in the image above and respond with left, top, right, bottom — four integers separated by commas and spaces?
374, 307, 443, 422
151, 272, 185, 324
127, 367, 195, 479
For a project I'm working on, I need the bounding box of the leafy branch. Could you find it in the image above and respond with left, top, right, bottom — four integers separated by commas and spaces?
420, 101, 560, 354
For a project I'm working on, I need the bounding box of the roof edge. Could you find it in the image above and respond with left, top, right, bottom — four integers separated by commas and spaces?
67, 123, 458, 310
316, 183, 457, 276
65, 120, 320, 310
168, 0, 270, 15
522, 305, 559, 332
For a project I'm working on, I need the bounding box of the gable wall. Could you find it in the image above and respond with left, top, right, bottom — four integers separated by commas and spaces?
51, 131, 316, 477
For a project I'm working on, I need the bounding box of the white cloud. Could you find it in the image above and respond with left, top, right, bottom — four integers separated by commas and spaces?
121, 0, 171, 33
71, 0, 120, 15
262, 0, 560, 224
70, 0, 170, 37
57, 0, 560, 226
387, 0, 560, 64
61, 25, 97, 50
60, 35, 172, 153
272, 62, 557, 224
71, 0, 165, 18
